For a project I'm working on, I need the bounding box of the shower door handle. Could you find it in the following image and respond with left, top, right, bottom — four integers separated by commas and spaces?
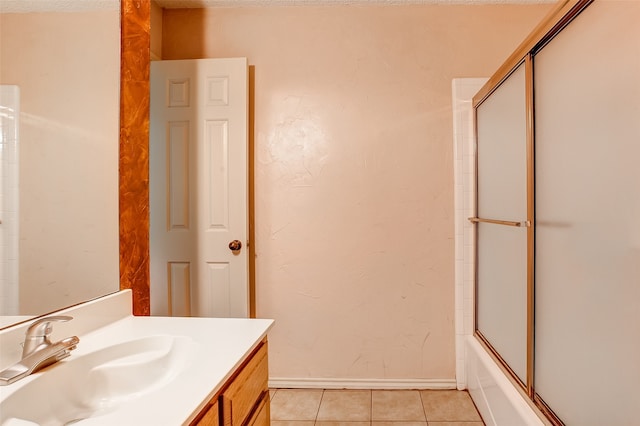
468, 217, 530, 227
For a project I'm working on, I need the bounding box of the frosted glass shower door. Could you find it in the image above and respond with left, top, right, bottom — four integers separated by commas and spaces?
534, 1, 640, 424
475, 63, 528, 383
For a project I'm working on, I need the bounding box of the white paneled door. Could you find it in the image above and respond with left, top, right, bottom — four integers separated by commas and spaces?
150, 58, 249, 318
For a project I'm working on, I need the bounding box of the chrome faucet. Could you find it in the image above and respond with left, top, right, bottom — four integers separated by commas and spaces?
0, 316, 80, 385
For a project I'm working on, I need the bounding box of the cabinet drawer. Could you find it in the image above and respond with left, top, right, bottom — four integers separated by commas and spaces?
194, 400, 219, 426
222, 342, 269, 426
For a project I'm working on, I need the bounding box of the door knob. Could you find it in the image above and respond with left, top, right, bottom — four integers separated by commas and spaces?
229, 240, 242, 251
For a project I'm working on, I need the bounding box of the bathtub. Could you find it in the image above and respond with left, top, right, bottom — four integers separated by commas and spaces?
465, 336, 546, 426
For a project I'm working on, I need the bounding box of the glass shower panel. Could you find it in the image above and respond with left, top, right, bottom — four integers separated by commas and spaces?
476, 223, 527, 382
475, 63, 528, 383
534, 1, 640, 424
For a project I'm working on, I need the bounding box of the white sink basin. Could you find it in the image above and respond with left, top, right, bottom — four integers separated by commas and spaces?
0, 292, 274, 426
0, 335, 193, 426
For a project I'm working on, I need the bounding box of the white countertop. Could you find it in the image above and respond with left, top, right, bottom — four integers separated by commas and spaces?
0, 291, 274, 425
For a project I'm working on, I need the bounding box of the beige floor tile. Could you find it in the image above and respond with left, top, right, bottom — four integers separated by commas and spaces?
317, 390, 372, 421
271, 422, 316, 426
270, 389, 324, 421
316, 422, 372, 426
372, 422, 428, 426
420, 390, 482, 422
371, 391, 427, 422
428, 423, 484, 426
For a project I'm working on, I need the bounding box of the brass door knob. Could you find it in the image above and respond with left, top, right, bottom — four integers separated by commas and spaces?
229, 240, 242, 251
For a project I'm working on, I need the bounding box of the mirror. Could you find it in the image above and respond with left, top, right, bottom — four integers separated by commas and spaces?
0, 1, 121, 327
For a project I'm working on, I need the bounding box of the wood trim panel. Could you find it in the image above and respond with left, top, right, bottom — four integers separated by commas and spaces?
119, 0, 151, 315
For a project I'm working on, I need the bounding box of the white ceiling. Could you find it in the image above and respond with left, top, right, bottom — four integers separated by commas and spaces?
0, 0, 554, 13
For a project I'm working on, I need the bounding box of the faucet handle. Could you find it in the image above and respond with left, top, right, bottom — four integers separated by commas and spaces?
22, 316, 73, 358
25, 315, 73, 337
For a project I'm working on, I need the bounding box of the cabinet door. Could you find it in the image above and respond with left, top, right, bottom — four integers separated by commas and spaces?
246, 393, 270, 426
194, 400, 220, 426
221, 342, 269, 426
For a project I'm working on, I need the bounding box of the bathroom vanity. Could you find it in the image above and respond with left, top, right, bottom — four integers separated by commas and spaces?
0, 291, 274, 425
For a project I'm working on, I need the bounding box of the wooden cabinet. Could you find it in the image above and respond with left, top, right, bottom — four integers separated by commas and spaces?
220, 340, 269, 426
195, 400, 219, 426
245, 393, 269, 426
191, 340, 269, 426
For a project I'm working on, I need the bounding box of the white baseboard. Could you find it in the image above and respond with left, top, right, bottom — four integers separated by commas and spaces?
268, 377, 457, 390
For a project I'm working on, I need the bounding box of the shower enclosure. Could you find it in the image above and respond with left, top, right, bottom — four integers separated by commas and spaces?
470, 0, 640, 424
0, 85, 19, 316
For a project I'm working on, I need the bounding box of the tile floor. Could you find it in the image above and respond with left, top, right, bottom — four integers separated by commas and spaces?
270, 389, 485, 425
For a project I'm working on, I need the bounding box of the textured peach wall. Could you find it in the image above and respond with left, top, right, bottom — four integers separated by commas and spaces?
162, 4, 551, 381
